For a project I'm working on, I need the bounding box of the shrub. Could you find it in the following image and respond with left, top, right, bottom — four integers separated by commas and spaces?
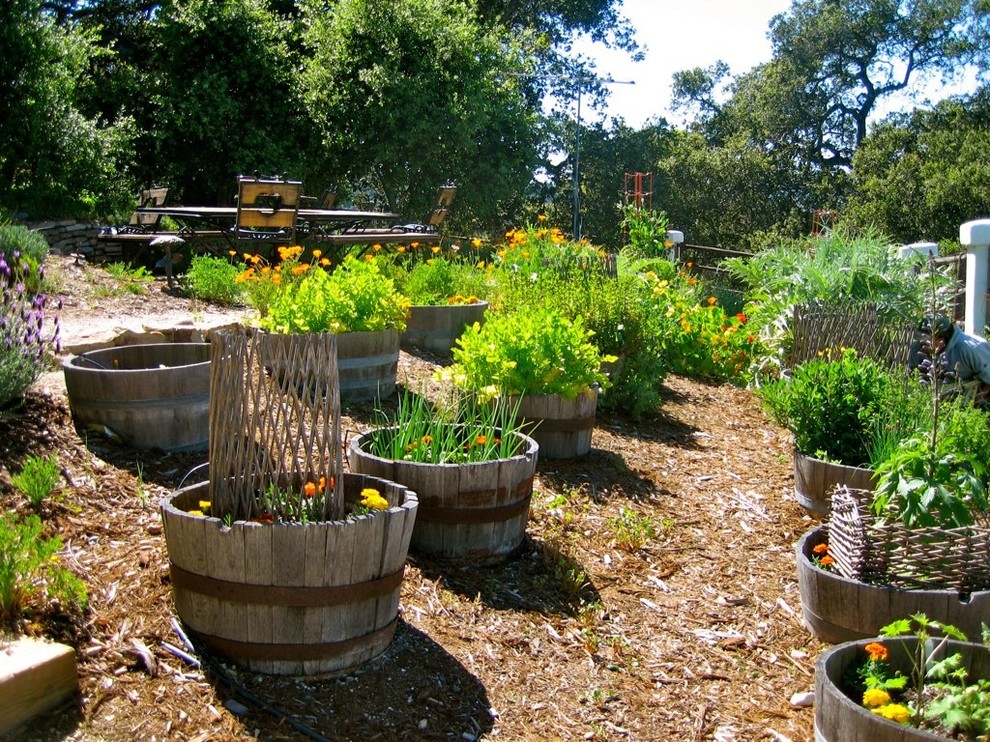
0, 225, 50, 295
758, 349, 893, 467
184, 254, 245, 305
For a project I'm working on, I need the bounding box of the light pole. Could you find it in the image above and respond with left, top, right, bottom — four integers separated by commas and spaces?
507, 71, 634, 241
570, 76, 634, 241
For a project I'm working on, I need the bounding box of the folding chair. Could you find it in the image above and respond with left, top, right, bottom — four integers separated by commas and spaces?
235, 175, 302, 243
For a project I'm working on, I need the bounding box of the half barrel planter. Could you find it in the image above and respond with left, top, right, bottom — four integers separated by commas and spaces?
337, 329, 400, 402
512, 386, 598, 460
401, 301, 488, 357
816, 637, 990, 741
349, 429, 538, 564
796, 526, 990, 644
259, 329, 399, 402
793, 449, 875, 516
62, 343, 210, 451
161, 472, 418, 676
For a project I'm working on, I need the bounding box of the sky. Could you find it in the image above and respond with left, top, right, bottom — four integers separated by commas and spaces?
572, 0, 792, 127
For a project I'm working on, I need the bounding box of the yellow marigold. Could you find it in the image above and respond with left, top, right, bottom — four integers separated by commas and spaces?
537, 214, 547, 222
471, 238, 482, 248
864, 642, 889, 662
862, 688, 891, 708
359, 488, 389, 511
431, 245, 441, 254
872, 703, 911, 724
311, 249, 322, 259
198, 500, 212, 515
397, 245, 406, 253
188, 509, 205, 517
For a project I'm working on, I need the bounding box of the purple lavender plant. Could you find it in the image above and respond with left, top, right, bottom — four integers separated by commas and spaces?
0, 257, 61, 408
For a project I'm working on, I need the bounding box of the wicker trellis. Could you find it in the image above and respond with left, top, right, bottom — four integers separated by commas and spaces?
790, 302, 917, 370
207, 330, 344, 522
828, 486, 990, 592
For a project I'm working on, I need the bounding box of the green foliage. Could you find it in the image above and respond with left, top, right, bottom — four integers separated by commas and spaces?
397, 256, 490, 306
0, 225, 50, 295
608, 507, 656, 552
725, 226, 953, 376
300, 0, 541, 231
758, 350, 892, 467
619, 205, 671, 259
848, 88, 990, 244
183, 254, 245, 305
11, 454, 60, 509
0, 2, 136, 218
259, 256, 409, 334
364, 388, 529, 463
442, 308, 614, 399
639, 266, 760, 382
871, 435, 988, 529
0, 512, 87, 626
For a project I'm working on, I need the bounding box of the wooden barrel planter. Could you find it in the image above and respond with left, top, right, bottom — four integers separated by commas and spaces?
794, 449, 875, 516
401, 302, 488, 357
161, 472, 418, 676
349, 429, 538, 564
816, 637, 990, 741
337, 329, 400, 402
796, 527, 990, 644
62, 343, 210, 452
512, 386, 598, 459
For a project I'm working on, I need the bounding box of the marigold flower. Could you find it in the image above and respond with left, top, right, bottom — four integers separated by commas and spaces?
537, 214, 547, 222
311, 249, 322, 259
812, 543, 830, 555
862, 688, 891, 708
864, 642, 889, 662
471, 238, 482, 248
431, 246, 441, 254
707, 296, 716, 306
359, 488, 389, 510
188, 509, 205, 517
736, 312, 747, 323
198, 500, 212, 514
819, 555, 835, 567
474, 435, 487, 446
304, 481, 317, 497
872, 703, 911, 724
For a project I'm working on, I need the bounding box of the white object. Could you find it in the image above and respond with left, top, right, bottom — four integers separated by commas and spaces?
960, 219, 990, 336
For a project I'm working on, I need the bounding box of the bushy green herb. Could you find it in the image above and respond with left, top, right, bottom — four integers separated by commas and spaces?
259, 256, 409, 334
183, 254, 245, 305
608, 507, 656, 552
11, 454, 60, 509
104, 261, 153, 282
0, 513, 87, 625
364, 388, 529, 463
441, 308, 614, 399
758, 349, 892, 467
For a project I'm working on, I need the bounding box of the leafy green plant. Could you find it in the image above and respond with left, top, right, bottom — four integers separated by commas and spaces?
11, 454, 60, 509
183, 254, 246, 305
608, 507, 656, 552
104, 261, 153, 282
397, 255, 490, 306
0, 513, 88, 626
441, 308, 614, 399
619, 204, 672, 261
851, 614, 990, 737
258, 256, 409, 334
758, 349, 893, 467
0, 225, 51, 295
363, 387, 529, 464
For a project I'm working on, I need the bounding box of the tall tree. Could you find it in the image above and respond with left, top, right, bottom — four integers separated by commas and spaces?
847, 85, 990, 243
0, 0, 136, 218
300, 0, 541, 232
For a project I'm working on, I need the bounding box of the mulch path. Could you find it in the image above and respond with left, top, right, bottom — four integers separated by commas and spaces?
1, 259, 825, 741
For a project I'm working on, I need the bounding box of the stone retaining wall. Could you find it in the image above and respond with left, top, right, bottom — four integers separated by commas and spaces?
28, 219, 102, 258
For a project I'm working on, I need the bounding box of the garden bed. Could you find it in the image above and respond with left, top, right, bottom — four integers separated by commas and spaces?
0, 257, 820, 740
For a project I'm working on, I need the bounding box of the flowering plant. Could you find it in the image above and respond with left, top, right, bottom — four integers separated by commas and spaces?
494, 217, 607, 277
188, 477, 390, 523
234, 244, 331, 317
811, 541, 834, 571
257, 255, 409, 334
0, 247, 61, 409
639, 266, 760, 381
361, 387, 529, 464
440, 308, 615, 400
850, 614, 990, 738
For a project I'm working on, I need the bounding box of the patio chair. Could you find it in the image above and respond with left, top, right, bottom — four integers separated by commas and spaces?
235, 174, 302, 243
123, 187, 169, 232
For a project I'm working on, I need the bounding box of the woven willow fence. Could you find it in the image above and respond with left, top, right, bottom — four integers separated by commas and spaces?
208, 330, 344, 522
789, 302, 917, 370
828, 487, 990, 592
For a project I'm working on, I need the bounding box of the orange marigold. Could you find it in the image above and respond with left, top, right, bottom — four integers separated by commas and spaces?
812, 543, 830, 555
864, 642, 889, 662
